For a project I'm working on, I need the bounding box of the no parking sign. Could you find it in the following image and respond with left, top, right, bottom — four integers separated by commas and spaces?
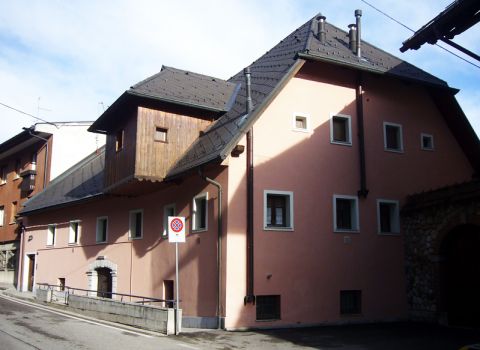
168, 216, 186, 243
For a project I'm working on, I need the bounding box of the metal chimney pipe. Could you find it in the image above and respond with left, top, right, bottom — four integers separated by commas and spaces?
355, 9, 362, 58
317, 14, 326, 44
348, 24, 357, 54
244, 67, 253, 113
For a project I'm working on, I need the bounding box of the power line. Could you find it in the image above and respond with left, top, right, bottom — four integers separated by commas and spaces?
361, 0, 480, 70
0, 101, 57, 126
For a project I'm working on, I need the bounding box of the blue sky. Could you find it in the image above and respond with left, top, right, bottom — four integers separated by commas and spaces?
0, 0, 479, 143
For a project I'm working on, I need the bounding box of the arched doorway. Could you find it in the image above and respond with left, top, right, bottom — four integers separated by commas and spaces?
440, 224, 480, 327
96, 267, 112, 299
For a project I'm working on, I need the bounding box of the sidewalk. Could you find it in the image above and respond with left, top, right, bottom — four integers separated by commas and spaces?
0, 282, 35, 301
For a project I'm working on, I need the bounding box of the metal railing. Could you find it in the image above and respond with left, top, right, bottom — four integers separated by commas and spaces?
36, 283, 175, 308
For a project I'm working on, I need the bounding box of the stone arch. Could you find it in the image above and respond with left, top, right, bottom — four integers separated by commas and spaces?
86, 259, 118, 297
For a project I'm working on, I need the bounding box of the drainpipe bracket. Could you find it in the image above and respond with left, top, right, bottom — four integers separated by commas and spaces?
244, 295, 256, 305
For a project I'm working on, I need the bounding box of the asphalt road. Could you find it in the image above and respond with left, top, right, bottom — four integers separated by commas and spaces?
0, 293, 478, 349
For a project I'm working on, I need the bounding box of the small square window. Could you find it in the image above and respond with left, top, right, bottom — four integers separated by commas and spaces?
47, 224, 56, 246
331, 115, 352, 145
192, 193, 208, 232
293, 114, 309, 132
377, 200, 400, 234
96, 217, 108, 243
115, 129, 124, 152
163, 204, 176, 237
264, 190, 294, 230
155, 127, 168, 142
384, 122, 403, 152
340, 290, 362, 315
333, 195, 359, 232
69, 220, 80, 244
421, 133, 434, 151
129, 209, 143, 239
256, 295, 281, 321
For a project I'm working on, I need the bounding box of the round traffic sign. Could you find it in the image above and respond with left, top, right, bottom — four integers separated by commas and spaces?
170, 218, 184, 233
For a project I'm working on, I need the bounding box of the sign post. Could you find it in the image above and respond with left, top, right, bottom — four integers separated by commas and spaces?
168, 216, 185, 335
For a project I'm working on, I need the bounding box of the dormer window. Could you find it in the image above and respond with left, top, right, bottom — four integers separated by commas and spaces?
154, 127, 168, 143
115, 129, 124, 152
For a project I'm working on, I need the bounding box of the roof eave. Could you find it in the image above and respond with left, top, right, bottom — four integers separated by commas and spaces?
20, 193, 105, 217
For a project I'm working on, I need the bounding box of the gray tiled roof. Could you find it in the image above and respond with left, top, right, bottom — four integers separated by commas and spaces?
166, 15, 449, 178
130, 66, 239, 112
20, 148, 105, 215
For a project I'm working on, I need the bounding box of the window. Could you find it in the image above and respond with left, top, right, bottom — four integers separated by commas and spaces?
0, 206, 4, 227
377, 200, 400, 234
0, 166, 6, 184
47, 224, 56, 246
129, 209, 143, 239
333, 195, 359, 232
340, 290, 362, 315
14, 159, 21, 179
383, 122, 403, 152
421, 133, 434, 151
96, 217, 108, 243
155, 127, 168, 142
58, 278, 65, 291
264, 190, 294, 230
163, 204, 176, 237
292, 113, 309, 132
192, 193, 208, 232
330, 114, 352, 145
10, 201, 17, 224
69, 220, 80, 244
115, 129, 124, 152
256, 295, 281, 321
31, 152, 37, 170
164, 280, 174, 308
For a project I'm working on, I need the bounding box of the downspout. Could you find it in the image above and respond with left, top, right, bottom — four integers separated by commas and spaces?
244, 67, 255, 304
199, 169, 223, 329
17, 224, 25, 291
356, 72, 369, 198
23, 128, 49, 189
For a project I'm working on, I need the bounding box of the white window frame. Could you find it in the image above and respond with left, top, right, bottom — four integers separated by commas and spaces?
333, 194, 360, 232
192, 193, 208, 232
292, 112, 311, 133
377, 199, 400, 235
68, 220, 81, 245
263, 190, 294, 231
383, 122, 404, 153
129, 209, 143, 239
47, 224, 56, 246
96, 216, 108, 243
420, 133, 434, 151
163, 203, 176, 237
330, 114, 352, 146
0, 206, 4, 227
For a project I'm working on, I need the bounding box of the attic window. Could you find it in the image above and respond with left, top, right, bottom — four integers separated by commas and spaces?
421, 133, 434, 151
115, 129, 124, 152
155, 127, 168, 143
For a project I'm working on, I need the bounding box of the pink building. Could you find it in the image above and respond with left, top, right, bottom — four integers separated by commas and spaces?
18, 12, 479, 329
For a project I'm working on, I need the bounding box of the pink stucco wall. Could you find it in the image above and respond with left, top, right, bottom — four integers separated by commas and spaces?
223, 62, 473, 328
22, 167, 228, 320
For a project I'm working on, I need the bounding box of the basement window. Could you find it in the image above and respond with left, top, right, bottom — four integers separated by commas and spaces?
421, 133, 434, 151
384, 122, 403, 152
340, 290, 362, 315
129, 209, 143, 239
256, 295, 281, 321
192, 193, 208, 232
58, 278, 65, 291
377, 200, 400, 234
115, 129, 124, 152
330, 114, 352, 145
154, 127, 168, 143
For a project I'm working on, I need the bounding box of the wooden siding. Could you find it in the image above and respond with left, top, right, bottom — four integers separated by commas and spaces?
104, 110, 137, 189
135, 107, 212, 180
